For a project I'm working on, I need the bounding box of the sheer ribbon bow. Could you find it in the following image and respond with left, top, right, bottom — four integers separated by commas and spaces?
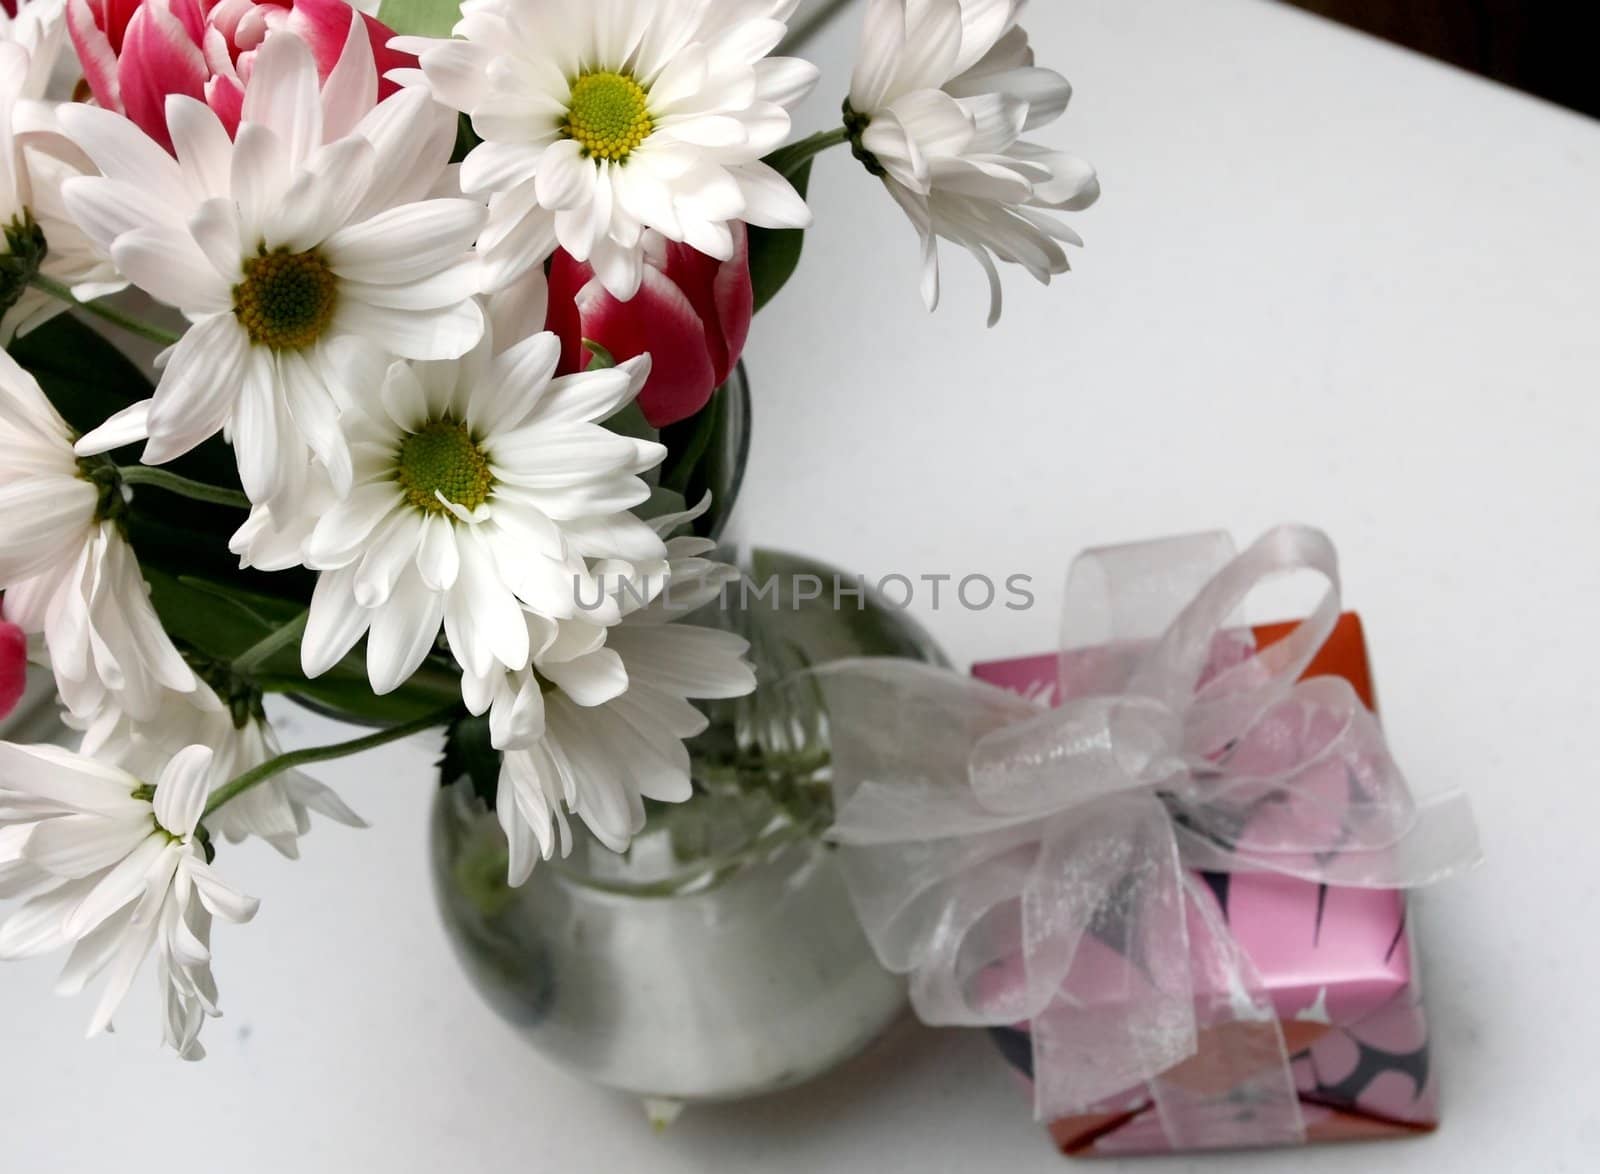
818, 526, 1479, 1147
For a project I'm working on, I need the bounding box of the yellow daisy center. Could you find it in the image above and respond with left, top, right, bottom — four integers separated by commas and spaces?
232, 247, 338, 351
395, 418, 494, 516
563, 71, 654, 162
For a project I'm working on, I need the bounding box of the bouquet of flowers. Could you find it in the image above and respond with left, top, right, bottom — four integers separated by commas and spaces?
0, 0, 1096, 1058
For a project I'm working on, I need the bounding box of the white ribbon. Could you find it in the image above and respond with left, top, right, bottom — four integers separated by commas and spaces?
817, 525, 1480, 1146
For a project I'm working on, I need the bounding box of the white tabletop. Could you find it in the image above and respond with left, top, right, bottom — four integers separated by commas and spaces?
5, 0, 1598, 1170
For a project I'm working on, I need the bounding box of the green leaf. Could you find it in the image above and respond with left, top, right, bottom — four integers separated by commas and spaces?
748, 156, 814, 313
603, 398, 654, 443
143, 568, 299, 662
376, 0, 461, 38
451, 112, 481, 166
439, 713, 502, 806
282, 662, 463, 727
176, 576, 291, 635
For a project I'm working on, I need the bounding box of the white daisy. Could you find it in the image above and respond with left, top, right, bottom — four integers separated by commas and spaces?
0, 740, 259, 1059
487, 518, 755, 885
75, 683, 364, 860
846, 0, 1099, 324
60, 31, 485, 506
1, 3, 120, 339
0, 347, 197, 721
298, 330, 670, 699
395, 0, 818, 297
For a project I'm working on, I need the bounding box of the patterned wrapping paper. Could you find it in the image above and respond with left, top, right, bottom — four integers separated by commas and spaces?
972, 614, 1440, 1156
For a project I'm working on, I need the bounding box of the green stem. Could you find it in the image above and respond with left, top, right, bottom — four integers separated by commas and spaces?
765, 127, 850, 182
29, 274, 182, 347
231, 610, 309, 675
119, 465, 251, 510
201, 704, 459, 821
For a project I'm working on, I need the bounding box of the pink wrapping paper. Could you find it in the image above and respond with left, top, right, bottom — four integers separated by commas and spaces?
973, 614, 1439, 1156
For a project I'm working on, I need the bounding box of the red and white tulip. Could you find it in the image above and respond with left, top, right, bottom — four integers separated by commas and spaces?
66, 0, 413, 151
547, 227, 755, 429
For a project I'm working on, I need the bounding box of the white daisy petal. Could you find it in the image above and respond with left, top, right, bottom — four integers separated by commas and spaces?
183, 859, 260, 924
109, 228, 230, 312
0, 878, 99, 960
367, 568, 446, 694
241, 31, 322, 169
55, 102, 193, 217
165, 96, 235, 200
416, 514, 461, 592
303, 565, 374, 677
323, 199, 486, 284
143, 313, 250, 467
152, 746, 214, 839
23, 815, 153, 881
332, 298, 485, 361
188, 198, 246, 284
321, 8, 380, 142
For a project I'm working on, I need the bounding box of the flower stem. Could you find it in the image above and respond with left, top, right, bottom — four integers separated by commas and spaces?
29, 274, 182, 347
201, 705, 459, 821
764, 126, 850, 182
231, 611, 309, 675
118, 464, 251, 509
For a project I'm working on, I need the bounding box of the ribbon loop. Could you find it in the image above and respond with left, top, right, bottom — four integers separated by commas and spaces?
819, 525, 1481, 1134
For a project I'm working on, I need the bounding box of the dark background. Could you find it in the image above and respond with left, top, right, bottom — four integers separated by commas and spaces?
1284, 1, 1600, 118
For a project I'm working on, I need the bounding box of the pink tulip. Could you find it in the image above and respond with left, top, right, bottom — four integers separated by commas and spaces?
66, 0, 413, 152
547, 227, 754, 429
0, 617, 25, 721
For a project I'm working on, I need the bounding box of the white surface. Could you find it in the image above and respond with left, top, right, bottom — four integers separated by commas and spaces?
5, 0, 1599, 1169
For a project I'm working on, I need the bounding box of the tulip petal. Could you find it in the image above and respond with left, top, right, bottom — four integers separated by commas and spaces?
661, 223, 751, 388
544, 248, 591, 377
116, 4, 208, 153
67, 0, 124, 115
285, 0, 416, 100
0, 622, 25, 721
576, 264, 716, 428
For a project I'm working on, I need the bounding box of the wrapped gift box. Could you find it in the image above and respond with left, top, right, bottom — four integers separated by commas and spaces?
972, 613, 1440, 1156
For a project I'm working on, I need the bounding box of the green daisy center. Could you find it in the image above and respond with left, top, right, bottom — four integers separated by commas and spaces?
395, 418, 494, 516
232, 247, 338, 351
563, 71, 654, 162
